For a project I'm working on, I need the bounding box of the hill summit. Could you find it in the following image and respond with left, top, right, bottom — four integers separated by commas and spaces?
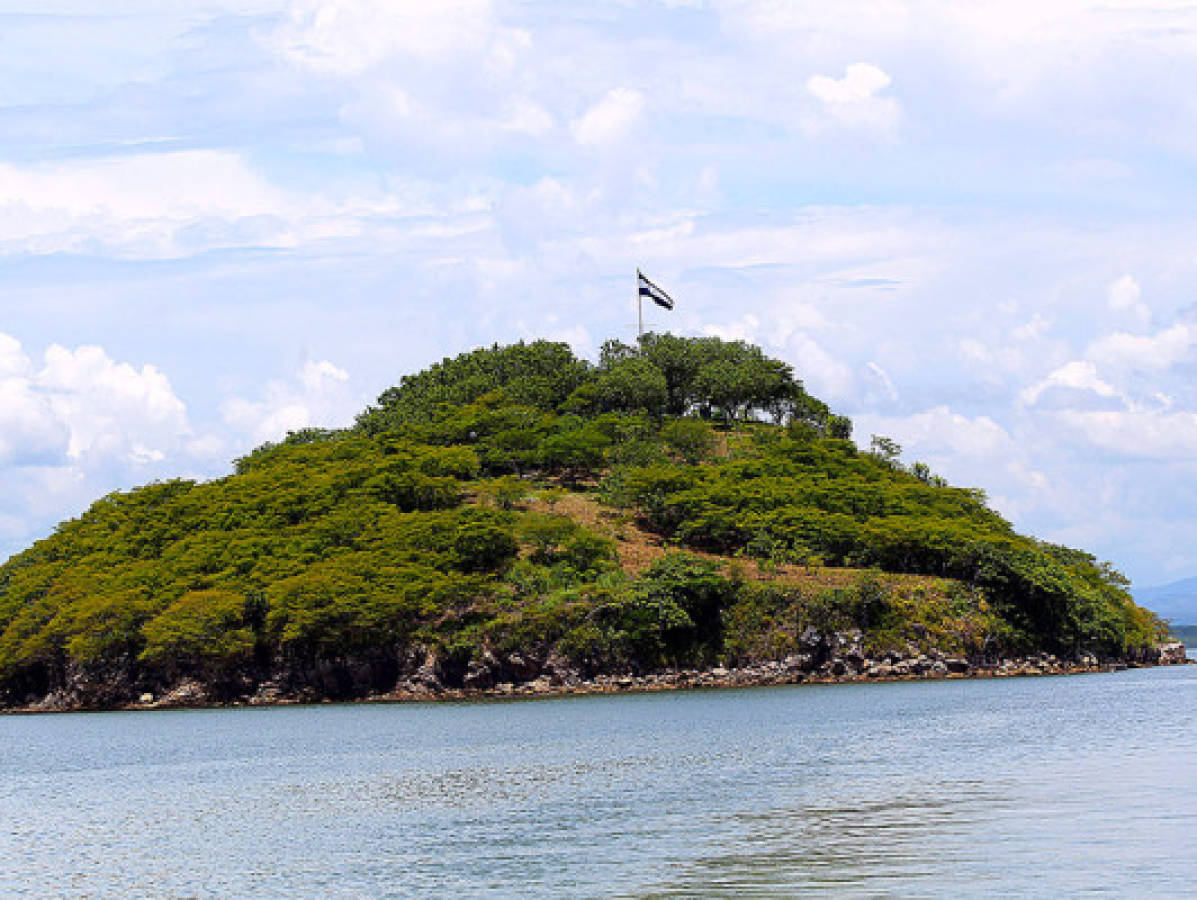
0, 334, 1171, 710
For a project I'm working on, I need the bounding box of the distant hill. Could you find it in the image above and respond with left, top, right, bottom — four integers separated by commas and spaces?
1168, 625, 1197, 645
1134, 577, 1197, 625
0, 334, 1168, 711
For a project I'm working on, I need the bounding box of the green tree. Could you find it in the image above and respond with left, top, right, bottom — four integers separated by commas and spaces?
661, 418, 715, 463
537, 428, 610, 485
590, 357, 668, 416
140, 590, 255, 671
356, 340, 591, 431
869, 435, 902, 466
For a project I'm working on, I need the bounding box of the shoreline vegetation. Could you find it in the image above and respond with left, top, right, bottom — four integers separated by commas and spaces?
0, 335, 1183, 714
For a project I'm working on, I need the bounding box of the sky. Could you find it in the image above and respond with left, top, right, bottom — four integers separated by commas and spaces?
3, 0, 1197, 588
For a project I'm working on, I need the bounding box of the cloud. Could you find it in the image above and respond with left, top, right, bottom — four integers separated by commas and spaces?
1106, 274, 1150, 326
1012, 313, 1052, 341
339, 80, 557, 163
0, 335, 191, 468
270, 0, 497, 75
858, 405, 1016, 462
702, 314, 763, 344
1086, 324, 1193, 373
221, 358, 355, 446
808, 62, 893, 106
269, 0, 548, 165
1054, 408, 1197, 461
851, 405, 1049, 518
1020, 360, 1122, 407
711, 1, 1197, 162
0, 332, 212, 559
863, 361, 899, 403
806, 63, 900, 137
0, 377, 68, 467
783, 332, 856, 402
499, 97, 554, 137
38, 344, 190, 464
0, 151, 400, 259
714, 2, 910, 47
571, 88, 646, 147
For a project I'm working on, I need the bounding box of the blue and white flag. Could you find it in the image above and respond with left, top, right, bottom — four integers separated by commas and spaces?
637, 270, 675, 310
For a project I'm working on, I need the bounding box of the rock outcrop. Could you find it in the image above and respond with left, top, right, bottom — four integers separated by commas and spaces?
6, 634, 1189, 714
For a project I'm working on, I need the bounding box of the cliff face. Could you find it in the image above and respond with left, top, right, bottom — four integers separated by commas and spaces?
0, 337, 1173, 713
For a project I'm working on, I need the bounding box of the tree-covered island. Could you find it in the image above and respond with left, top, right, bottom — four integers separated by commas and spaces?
0, 335, 1185, 712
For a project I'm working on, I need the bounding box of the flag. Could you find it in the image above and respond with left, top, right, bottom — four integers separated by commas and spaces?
637, 270, 675, 310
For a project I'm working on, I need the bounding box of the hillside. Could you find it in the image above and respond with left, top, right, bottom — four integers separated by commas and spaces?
0, 335, 1171, 711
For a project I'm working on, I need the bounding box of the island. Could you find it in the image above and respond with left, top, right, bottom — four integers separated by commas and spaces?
0, 335, 1186, 712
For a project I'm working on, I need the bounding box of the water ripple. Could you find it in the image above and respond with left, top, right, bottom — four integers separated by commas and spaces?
1, 669, 1194, 898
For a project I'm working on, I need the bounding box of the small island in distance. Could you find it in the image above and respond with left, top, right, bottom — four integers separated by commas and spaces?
0, 334, 1186, 713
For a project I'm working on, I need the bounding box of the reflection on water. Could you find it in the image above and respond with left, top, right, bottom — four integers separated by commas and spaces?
2, 668, 1195, 898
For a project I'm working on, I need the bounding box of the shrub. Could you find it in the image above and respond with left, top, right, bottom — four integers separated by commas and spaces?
140, 590, 254, 669
453, 522, 518, 573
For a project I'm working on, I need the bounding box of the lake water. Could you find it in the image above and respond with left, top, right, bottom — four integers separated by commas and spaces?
2, 667, 1195, 898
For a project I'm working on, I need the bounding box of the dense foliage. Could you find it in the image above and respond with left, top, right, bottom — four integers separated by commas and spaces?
603, 432, 1157, 654
356, 334, 842, 433
0, 335, 1164, 707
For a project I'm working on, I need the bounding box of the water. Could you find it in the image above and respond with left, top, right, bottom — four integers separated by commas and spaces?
2, 667, 1195, 898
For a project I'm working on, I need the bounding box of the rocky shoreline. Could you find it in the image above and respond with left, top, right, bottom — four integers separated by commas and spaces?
8, 635, 1190, 715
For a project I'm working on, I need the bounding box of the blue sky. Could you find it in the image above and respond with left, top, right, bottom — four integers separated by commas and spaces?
3, 0, 1197, 588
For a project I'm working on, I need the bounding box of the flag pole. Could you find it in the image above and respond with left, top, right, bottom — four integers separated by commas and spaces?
637, 269, 643, 345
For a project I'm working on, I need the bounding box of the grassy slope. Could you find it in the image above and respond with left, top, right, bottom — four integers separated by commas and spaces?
533, 489, 995, 661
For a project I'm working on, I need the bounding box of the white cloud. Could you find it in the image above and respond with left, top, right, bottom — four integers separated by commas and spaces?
0, 334, 214, 559
715, 2, 910, 46
863, 361, 899, 403
38, 344, 189, 464
1086, 324, 1193, 372
0, 377, 68, 467
808, 62, 892, 106
1106, 274, 1150, 326
270, 0, 497, 75
1054, 408, 1197, 460
222, 358, 356, 446
1012, 313, 1052, 341
1020, 360, 1122, 407
485, 26, 532, 74
299, 359, 349, 391
0, 334, 31, 379
186, 434, 227, 462
0, 151, 400, 259
858, 405, 1016, 461
577, 205, 939, 272
851, 405, 1055, 523
710, 1, 1197, 160
0, 335, 194, 468
806, 63, 900, 137
702, 314, 762, 344
783, 331, 856, 402
571, 88, 646, 146
499, 98, 554, 136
